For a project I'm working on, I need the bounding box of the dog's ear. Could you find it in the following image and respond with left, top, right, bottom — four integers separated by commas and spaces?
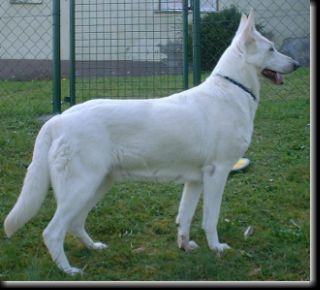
238, 8, 255, 45
235, 13, 248, 36
246, 8, 255, 31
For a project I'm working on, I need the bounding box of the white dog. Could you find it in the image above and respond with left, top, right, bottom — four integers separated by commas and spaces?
4, 9, 299, 275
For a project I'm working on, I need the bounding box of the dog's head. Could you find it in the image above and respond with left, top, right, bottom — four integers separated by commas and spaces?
233, 8, 300, 85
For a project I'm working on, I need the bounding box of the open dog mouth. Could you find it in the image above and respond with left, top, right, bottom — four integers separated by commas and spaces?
261, 69, 283, 85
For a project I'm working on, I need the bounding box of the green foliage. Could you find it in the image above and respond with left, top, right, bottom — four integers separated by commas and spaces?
200, 6, 242, 71
189, 6, 264, 71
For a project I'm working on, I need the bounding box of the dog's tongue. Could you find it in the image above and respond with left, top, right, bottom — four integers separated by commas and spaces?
275, 71, 283, 85
262, 69, 283, 85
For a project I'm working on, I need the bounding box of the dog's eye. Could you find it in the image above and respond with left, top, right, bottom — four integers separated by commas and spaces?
269, 47, 274, 52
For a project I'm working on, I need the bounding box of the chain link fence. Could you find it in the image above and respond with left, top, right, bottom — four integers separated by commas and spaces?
0, 0, 54, 117
0, 0, 310, 115
73, 0, 186, 102
73, 0, 310, 103
0, 0, 52, 81
199, 0, 309, 66
198, 0, 310, 97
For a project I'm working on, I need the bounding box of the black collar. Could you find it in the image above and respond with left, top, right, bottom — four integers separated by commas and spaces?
218, 74, 257, 101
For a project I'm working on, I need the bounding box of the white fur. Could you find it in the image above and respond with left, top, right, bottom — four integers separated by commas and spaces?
4, 9, 299, 275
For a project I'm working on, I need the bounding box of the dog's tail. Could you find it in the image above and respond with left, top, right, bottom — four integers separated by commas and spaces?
4, 121, 52, 238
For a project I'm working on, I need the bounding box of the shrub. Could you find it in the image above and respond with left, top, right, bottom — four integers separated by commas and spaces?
189, 6, 264, 72
200, 6, 241, 71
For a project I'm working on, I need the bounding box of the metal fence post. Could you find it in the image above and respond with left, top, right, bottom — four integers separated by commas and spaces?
52, 0, 61, 113
183, 0, 189, 90
69, 0, 76, 106
191, 0, 201, 86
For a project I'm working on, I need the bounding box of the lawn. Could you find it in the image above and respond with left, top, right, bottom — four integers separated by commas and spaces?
0, 68, 311, 283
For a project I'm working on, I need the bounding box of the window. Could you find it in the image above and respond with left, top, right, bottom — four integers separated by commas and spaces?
159, 0, 183, 12
10, 0, 42, 4
159, 0, 217, 12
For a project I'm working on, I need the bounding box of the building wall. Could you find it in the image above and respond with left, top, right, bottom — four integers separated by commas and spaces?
0, 0, 310, 80
0, 0, 52, 60
1, 0, 310, 61
72, 0, 183, 63
219, 0, 310, 47
0, 0, 184, 61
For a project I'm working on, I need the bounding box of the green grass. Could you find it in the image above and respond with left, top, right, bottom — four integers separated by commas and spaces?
0, 68, 310, 282
76, 74, 186, 101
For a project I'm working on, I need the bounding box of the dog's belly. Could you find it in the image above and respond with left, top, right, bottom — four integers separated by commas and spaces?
111, 166, 202, 184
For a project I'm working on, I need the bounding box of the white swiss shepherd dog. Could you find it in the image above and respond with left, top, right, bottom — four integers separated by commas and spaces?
4, 9, 299, 275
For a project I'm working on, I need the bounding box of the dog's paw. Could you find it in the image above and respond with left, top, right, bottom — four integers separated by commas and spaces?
209, 242, 231, 252
89, 242, 108, 250
187, 240, 199, 251
178, 235, 199, 252
64, 267, 84, 276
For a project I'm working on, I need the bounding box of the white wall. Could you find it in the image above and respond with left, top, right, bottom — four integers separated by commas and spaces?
219, 0, 310, 47
73, 0, 183, 62
0, 0, 309, 61
0, 0, 52, 59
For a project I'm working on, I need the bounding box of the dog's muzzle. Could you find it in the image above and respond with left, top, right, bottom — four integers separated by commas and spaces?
261, 69, 284, 85
262, 60, 300, 85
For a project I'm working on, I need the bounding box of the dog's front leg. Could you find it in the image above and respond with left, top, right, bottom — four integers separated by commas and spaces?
202, 164, 232, 252
176, 182, 202, 251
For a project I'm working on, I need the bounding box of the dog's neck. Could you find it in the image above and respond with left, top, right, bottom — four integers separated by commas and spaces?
210, 46, 261, 100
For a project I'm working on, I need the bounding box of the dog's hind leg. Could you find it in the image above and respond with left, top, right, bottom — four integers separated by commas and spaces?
68, 176, 113, 250
202, 164, 232, 252
176, 182, 202, 251
43, 175, 108, 275
43, 139, 111, 274
43, 206, 81, 275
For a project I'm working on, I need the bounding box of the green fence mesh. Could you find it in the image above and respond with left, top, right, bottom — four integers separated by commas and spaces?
0, 0, 310, 112
73, 0, 186, 101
